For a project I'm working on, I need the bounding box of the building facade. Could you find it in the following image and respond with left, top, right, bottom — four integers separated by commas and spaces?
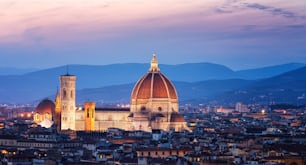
36, 54, 189, 132
60, 74, 76, 130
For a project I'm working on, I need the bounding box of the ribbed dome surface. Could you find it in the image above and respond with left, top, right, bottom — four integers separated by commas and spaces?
131, 72, 178, 100
35, 99, 55, 114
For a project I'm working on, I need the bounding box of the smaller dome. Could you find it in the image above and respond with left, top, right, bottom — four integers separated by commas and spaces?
35, 99, 55, 114
170, 113, 185, 122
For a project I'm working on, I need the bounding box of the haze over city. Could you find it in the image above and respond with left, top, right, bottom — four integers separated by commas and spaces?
1, 0, 306, 69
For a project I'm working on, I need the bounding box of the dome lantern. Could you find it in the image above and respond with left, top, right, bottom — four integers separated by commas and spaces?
149, 53, 160, 72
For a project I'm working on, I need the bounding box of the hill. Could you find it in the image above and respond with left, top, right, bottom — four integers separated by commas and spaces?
0, 67, 37, 75
0, 63, 235, 103
0, 62, 305, 104
216, 66, 306, 104
77, 66, 306, 105
236, 63, 306, 79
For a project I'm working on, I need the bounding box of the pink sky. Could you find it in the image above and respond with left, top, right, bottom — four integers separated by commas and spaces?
0, 0, 306, 69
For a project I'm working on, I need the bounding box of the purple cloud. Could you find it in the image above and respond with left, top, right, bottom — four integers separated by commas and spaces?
245, 3, 304, 19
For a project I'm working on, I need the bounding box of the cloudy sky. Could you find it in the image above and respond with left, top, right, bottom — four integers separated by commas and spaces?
0, 0, 306, 70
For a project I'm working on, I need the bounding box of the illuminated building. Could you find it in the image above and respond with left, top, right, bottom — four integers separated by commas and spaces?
84, 102, 96, 132
38, 54, 189, 132
54, 90, 61, 132
129, 54, 186, 131
33, 99, 54, 128
235, 102, 249, 113
60, 74, 76, 130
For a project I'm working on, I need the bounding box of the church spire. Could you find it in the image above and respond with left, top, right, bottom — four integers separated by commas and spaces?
54, 88, 62, 132
55, 87, 60, 104
149, 52, 160, 72
66, 65, 70, 76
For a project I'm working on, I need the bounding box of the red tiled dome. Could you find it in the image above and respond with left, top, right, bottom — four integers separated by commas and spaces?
131, 72, 178, 100
131, 54, 178, 100
35, 99, 55, 114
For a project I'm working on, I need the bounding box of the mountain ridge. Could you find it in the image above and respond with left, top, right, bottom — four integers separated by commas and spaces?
215, 66, 306, 104
0, 62, 305, 104
0, 67, 38, 75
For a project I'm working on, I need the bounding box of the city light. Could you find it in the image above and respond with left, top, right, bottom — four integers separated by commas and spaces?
261, 109, 265, 114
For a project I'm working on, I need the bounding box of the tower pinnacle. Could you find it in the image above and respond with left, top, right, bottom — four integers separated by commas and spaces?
66, 65, 69, 76
54, 87, 61, 132
149, 53, 160, 72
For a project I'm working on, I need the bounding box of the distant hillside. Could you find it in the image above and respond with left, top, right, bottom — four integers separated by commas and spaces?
7, 62, 236, 88
161, 63, 236, 82
0, 63, 235, 103
77, 66, 306, 105
76, 84, 134, 104
0, 62, 305, 104
236, 63, 306, 79
0, 67, 37, 75
216, 66, 306, 104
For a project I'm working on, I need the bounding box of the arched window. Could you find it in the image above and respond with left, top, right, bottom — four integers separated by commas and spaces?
71, 90, 73, 99
34, 113, 40, 121
45, 113, 50, 120
63, 89, 67, 99
87, 109, 89, 118
158, 107, 162, 111
141, 106, 146, 111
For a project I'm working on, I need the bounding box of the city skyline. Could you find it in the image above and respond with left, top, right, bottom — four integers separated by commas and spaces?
1, 1, 306, 164
1, 0, 306, 69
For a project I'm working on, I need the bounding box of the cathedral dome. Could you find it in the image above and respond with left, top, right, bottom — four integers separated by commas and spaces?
35, 99, 55, 114
131, 54, 178, 100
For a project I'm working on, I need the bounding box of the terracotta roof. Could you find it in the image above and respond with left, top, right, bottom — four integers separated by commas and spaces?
131, 72, 178, 100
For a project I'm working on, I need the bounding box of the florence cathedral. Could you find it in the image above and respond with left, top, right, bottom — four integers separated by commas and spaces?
33, 54, 189, 132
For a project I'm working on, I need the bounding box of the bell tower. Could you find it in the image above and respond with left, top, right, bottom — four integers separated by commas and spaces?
60, 73, 76, 130
84, 102, 96, 132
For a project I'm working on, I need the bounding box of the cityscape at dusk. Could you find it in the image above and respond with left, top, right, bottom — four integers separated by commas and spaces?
1, 0, 306, 165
